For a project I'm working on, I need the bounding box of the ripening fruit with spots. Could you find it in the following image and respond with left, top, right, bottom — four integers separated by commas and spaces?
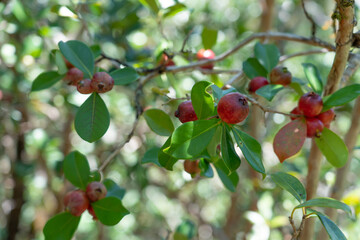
217, 92, 249, 124
91, 72, 114, 93
77, 79, 93, 94
86, 181, 107, 202
270, 66, 292, 86
175, 101, 198, 123
64, 68, 84, 86
64, 190, 89, 217
298, 92, 323, 117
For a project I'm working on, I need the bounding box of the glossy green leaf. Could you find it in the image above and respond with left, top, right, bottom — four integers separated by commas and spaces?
232, 127, 265, 174
312, 210, 347, 240
159, 136, 178, 170
271, 172, 306, 203
191, 81, 214, 119
273, 119, 307, 163
289, 82, 305, 96
74, 93, 110, 143
315, 128, 348, 168
174, 220, 196, 240
110, 67, 139, 85
144, 109, 174, 136
43, 212, 80, 240
63, 151, 90, 190
323, 84, 360, 111
139, 0, 159, 14
31, 71, 64, 92
201, 27, 218, 49
214, 160, 239, 192
90, 44, 101, 58
199, 159, 214, 178
163, 3, 186, 18
255, 84, 284, 101
164, 119, 221, 159
54, 50, 68, 74
243, 58, 268, 79
141, 147, 161, 167
295, 197, 352, 216
58, 40, 94, 78
103, 179, 126, 200
220, 125, 241, 172
89, 170, 101, 182
254, 43, 280, 72
302, 63, 323, 94
92, 197, 129, 226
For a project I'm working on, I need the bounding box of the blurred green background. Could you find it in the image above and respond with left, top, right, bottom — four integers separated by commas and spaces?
0, 0, 360, 239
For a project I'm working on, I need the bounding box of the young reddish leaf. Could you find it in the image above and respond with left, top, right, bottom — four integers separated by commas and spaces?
273, 119, 307, 163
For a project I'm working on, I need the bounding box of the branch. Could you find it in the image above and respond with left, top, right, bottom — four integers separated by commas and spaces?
279, 49, 329, 63
301, 0, 317, 38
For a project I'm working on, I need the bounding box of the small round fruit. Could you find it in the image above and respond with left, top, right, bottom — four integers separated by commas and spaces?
248, 76, 269, 93
64, 190, 89, 216
87, 205, 98, 220
77, 79, 93, 94
174, 100, 198, 123
91, 72, 114, 93
160, 53, 175, 67
306, 118, 324, 138
217, 92, 249, 124
64, 68, 84, 85
86, 181, 107, 202
270, 66, 292, 86
196, 49, 215, 69
184, 160, 201, 175
317, 109, 335, 128
64, 58, 74, 69
298, 92, 323, 117
290, 106, 303, 120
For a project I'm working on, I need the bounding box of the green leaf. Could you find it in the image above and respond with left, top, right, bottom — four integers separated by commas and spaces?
312, 210, 347, 240
164, 119, 220, 159
158, 136, 178, 170
323, 84, 360, 111
139, 0, 159, 14
199, 159, 214, 178
271, 172, 306, 203
242, 58, 268, 79
254, 43, 280, 72
54, 50, 68, 74
201, 27, 218, 49
295, 198, 352, 216
143, 109, 174, 136
110, 67, 139, 85
255, 84, 284, 101
103, 179, 126, 200
90, 44, 101, 59
289, 82, 305, 96
141, 147, 162, 167
220, 125, 241, 172
302, 63, 323, 94
174, 220, 197, 240
191, 81, 215, 119
31, 71, 64, 92
63, 151, 90, 190
214, 160, 239, 192
315, 128, 348, 168
273, 119, 307, 163
74, 93, 110, 143
92, 197, 129, 226
58, 40, 94, 78
43, 212, 81, 240
163, 3, 187, 18
89, 170, 101, 182
232, 127, 265, 174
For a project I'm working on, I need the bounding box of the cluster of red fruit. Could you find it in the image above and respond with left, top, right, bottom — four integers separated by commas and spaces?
248, 66, 292, 93
291, 92, 335, 137
63, 181, 107, 219
63, 59, 114, 94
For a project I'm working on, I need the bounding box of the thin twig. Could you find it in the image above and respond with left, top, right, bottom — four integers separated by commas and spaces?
180, 27, 195, 52
97, 53, 131, 67
301, 0, 317, 38
279, 49, 329, 63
